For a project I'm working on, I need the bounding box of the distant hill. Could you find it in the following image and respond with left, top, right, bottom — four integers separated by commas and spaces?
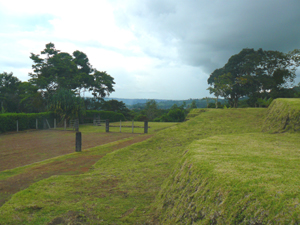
103, 98, 169, 105
104, 97, 227, 109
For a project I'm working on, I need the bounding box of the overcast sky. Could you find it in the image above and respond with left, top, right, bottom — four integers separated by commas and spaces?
1, 0, 300, 100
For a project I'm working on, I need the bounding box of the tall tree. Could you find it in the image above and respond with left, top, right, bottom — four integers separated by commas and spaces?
0, 72, 21, 112
101, 100, 131, 119
48, 88, 85, 122
29, 43, 115, 100
207, 72, 233, 108
144, 100, 159, 121
18, 82, 44, 113
208, 48, 300, 107
190, 100, 197, 109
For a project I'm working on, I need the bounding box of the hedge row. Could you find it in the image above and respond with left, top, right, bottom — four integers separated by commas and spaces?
0, 112, 54, 133
83, 110, 126, 123
0, 111, 126, 133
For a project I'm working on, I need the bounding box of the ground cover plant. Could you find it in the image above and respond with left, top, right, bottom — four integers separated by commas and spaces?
0, 101, 299, 224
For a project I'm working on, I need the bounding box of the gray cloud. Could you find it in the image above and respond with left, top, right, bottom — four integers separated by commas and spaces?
1, 0, 300, 99
114, 0, 300, 74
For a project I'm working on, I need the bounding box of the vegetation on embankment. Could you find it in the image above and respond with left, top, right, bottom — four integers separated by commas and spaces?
262, 98, 300, 133
153, 132, 300, 224
1, 105, 299, 224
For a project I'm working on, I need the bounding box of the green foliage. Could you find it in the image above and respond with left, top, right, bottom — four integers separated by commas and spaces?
208, 48, 300, 107
128, 98, 226, 110
0, 72, 21, 113
207, 102, 223, 108
100, 100, 131, 119
135, 114, 148, 121
257, 97, 273, 107
29, 42, 115, 99
155, 103, 187, 122
0, 72, 45, 113
190, 100, 197, 109
0, 112, 54, 133
84, 110, 126, 122
48, 88, 85, 121
144, 100, 159, 121
167, 108, 185, 122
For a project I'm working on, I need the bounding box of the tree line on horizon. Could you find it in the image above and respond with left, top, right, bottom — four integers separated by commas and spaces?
1, 44, 300, 123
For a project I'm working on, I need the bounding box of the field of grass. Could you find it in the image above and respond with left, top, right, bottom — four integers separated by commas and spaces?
0, 100, 300, 224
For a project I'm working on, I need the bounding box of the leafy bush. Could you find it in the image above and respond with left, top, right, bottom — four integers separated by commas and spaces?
257, 97, 273, 107
0, 112, 54, 133
134, 114, 147, 121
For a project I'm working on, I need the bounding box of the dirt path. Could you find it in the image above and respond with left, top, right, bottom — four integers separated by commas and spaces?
0, 134, 153, 207
0, 130, 139, 171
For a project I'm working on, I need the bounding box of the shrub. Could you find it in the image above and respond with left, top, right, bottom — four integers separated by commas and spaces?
0, 112, 54, 133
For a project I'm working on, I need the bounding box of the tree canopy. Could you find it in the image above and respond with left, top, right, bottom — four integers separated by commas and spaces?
29, 43, 115, 99
207, 48, 300, 107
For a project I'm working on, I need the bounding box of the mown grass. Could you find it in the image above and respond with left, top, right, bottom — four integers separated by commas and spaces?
1, 106, 299, 224
262, 98, 300, 133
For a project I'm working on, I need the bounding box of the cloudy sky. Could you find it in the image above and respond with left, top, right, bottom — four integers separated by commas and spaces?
1, 0, 300, 100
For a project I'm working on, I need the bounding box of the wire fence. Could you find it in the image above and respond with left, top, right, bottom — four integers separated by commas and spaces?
2, 118, 149, 134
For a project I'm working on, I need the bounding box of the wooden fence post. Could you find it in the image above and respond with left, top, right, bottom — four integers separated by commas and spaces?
75, 119, 79, 131
43, 119, 47, 129
54, 118, 56, 129
46, 119, 51, 129
132, 120, 134, 133
36, 118, 38, 129
76, 132, 82, 152
120, 120, 122, 132
106, 119, 109, 132
64, 119, 66, 130
16, 120, 18, 132
144, 120, 148, 134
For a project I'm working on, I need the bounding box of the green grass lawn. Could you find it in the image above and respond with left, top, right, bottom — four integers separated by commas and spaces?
0, 105, 300, 224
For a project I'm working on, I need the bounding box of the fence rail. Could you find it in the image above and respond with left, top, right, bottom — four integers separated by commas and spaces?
1, 118, 150, 134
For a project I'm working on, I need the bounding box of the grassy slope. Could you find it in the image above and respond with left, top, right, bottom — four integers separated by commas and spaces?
1, 107, 299, 224
262, 98, 300, 133
154, 133, 300, 224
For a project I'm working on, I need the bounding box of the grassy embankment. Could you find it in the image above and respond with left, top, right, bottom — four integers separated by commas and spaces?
1, 99, 300, 224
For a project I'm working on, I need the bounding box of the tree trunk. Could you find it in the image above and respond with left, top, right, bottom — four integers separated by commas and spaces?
215, 96, 218, 108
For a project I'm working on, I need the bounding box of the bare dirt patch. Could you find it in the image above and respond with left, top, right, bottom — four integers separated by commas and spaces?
0, 133, 153, 207
0, 130, 139, 171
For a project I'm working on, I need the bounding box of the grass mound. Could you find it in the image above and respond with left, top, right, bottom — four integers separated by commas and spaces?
1, 108, 299, 224
153, 133, 300, 224
262, 98, 300, 133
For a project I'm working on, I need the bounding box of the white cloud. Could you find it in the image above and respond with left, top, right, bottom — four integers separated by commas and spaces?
0, 0, 300, 99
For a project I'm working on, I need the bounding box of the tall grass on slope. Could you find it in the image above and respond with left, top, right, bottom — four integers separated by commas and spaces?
262, 98, 300, 133
0, 108, 266, 224
154, 133, 300, 224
